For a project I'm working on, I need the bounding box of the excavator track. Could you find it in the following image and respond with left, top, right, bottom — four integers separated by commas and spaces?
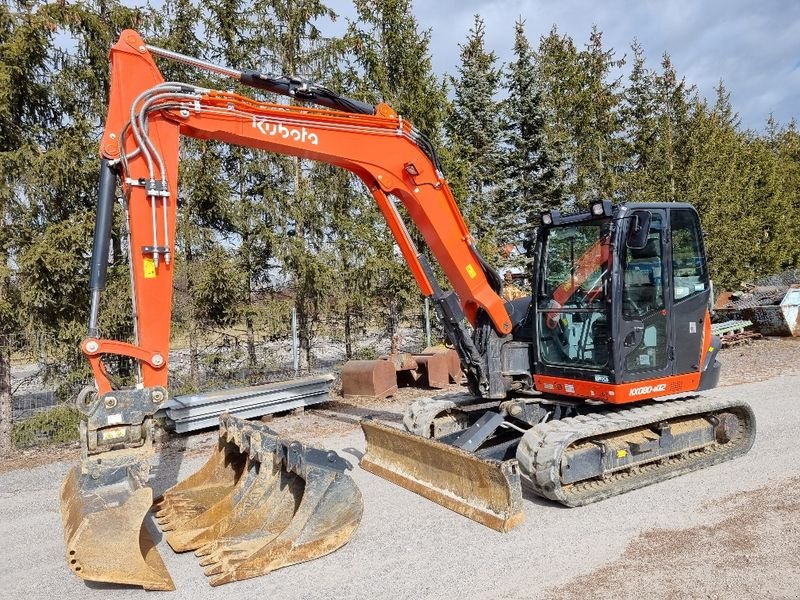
517, 395, 756, 507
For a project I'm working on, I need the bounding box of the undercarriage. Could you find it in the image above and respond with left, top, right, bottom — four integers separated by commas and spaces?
361, 393, 756, 529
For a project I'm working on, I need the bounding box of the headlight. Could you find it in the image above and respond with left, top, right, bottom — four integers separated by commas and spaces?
541, 212, 553, 226
590, 202, 605, 216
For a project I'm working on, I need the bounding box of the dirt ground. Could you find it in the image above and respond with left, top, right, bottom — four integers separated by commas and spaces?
547, 477, 800, 599
1, 336, 799, 599
716, 336, 800, 386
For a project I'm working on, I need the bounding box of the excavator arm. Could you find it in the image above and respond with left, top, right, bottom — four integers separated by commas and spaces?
61, 30, 516, 591
84, 30, 511, 399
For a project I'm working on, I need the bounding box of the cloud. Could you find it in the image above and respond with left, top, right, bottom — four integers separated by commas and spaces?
342, 0, 798, 131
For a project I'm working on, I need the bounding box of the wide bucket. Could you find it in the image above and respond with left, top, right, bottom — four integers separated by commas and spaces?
60, 465, 175, 591
360, 419, 524, 532
154, 413, 363, 586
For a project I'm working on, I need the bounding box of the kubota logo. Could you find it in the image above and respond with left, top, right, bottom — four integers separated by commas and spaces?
252, 116, 319, 145
628, 383, 667, 397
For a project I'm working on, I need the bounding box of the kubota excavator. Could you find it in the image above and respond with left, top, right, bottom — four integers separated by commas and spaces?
62, 30, 756, 591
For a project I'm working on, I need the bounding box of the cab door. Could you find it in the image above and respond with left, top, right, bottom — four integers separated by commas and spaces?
616, 209, 673, 383
667, 207, 711, 375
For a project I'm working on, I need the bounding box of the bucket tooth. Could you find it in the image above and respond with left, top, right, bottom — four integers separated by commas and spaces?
155, 414, 363, 586
360, 418, 524, 532
154, 438, 247, 524
60, 466, 175, 591
164, 457, 264, 551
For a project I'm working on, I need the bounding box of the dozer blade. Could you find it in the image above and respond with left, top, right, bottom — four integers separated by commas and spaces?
360, 419, 524, 532
60, 465, 175, 591
155, 413, 363, 586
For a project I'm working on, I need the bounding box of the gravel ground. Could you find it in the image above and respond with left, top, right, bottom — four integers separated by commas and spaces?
1, 339, 798, 599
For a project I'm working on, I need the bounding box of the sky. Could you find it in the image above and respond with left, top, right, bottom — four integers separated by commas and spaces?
327, 0, 799, 132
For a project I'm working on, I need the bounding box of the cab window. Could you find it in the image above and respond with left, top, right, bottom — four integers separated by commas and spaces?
670, 209, 708, 301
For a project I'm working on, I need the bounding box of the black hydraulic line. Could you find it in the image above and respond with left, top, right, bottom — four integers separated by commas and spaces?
239, 70, 375, 115
145, 43, 376, 115
87, 160, 117, 337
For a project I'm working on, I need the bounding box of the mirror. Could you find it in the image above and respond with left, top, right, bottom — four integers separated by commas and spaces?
626, 210, 651, 250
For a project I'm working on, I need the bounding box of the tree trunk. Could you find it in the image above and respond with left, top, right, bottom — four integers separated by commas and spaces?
245, 314, 257, 369
189, 324, 199, 386
0, 341, 12, 455
297, 303, 310, 372
344, 306, 352, 360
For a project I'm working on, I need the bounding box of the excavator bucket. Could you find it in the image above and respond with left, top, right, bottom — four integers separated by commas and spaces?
154, 413, 363, 586
360, 419, 524, 532
60, 386, 175, 591
60, 465, 175, 590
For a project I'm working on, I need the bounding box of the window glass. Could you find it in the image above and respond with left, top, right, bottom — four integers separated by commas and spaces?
538, 310, 610, 368
671, 209, 708, 301
540, 222, 611, 309
622, 213, 667, 372
622, 214, 664, 318
537, 222, 612, 369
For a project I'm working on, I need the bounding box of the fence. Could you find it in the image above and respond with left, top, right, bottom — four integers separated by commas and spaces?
1, 305, 440, 452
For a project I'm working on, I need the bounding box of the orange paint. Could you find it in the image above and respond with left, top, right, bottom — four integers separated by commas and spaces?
534, 372, 702, 405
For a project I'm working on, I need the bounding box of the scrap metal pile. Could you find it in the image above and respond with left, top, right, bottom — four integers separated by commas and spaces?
714, 283, 800, 337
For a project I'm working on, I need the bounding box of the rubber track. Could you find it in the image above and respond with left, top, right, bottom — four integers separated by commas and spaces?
516, 396, 756, 507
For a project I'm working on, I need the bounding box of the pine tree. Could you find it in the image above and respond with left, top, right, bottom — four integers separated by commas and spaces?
575, 27, 626, 201
621, 45, 693, 203
534, 27, 584, 206
651, 53, 692, 201
535, 26, 625, 205
620, 40, 657, 200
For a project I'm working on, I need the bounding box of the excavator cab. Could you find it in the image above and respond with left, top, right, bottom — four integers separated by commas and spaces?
531, 201, 720, 400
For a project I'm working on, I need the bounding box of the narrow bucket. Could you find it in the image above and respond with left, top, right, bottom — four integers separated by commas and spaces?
360, 419, 524, 532
60, 465, 175, 591
155, 414, 363, 586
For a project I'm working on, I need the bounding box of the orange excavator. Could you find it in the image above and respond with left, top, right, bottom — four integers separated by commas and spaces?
61, 30, 756, 591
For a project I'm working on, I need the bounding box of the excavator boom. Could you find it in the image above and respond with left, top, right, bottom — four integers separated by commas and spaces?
63, 30, 513, 591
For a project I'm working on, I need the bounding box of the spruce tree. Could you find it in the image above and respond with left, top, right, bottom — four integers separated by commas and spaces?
345, 0, 449, 343
535, 26, 625, 205
445, 14, 502, 248
620, 40, 657, 201
498, 19, 563, 265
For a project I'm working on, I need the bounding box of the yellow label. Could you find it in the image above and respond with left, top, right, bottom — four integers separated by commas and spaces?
101, 427, 127, 442
616, 449, 628, 459
465, 263, 477, 279
143, 257, 156, 279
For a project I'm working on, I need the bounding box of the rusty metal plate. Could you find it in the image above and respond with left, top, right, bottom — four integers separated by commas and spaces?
60, 466, 175, 591
411, 353, 450, 389
155, 414, 363, 586
360, 419, 524, 532
422, 346, 463, 383
341, 359, 398, 398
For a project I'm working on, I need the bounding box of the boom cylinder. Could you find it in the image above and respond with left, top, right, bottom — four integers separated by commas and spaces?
87, 160, 117, 336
